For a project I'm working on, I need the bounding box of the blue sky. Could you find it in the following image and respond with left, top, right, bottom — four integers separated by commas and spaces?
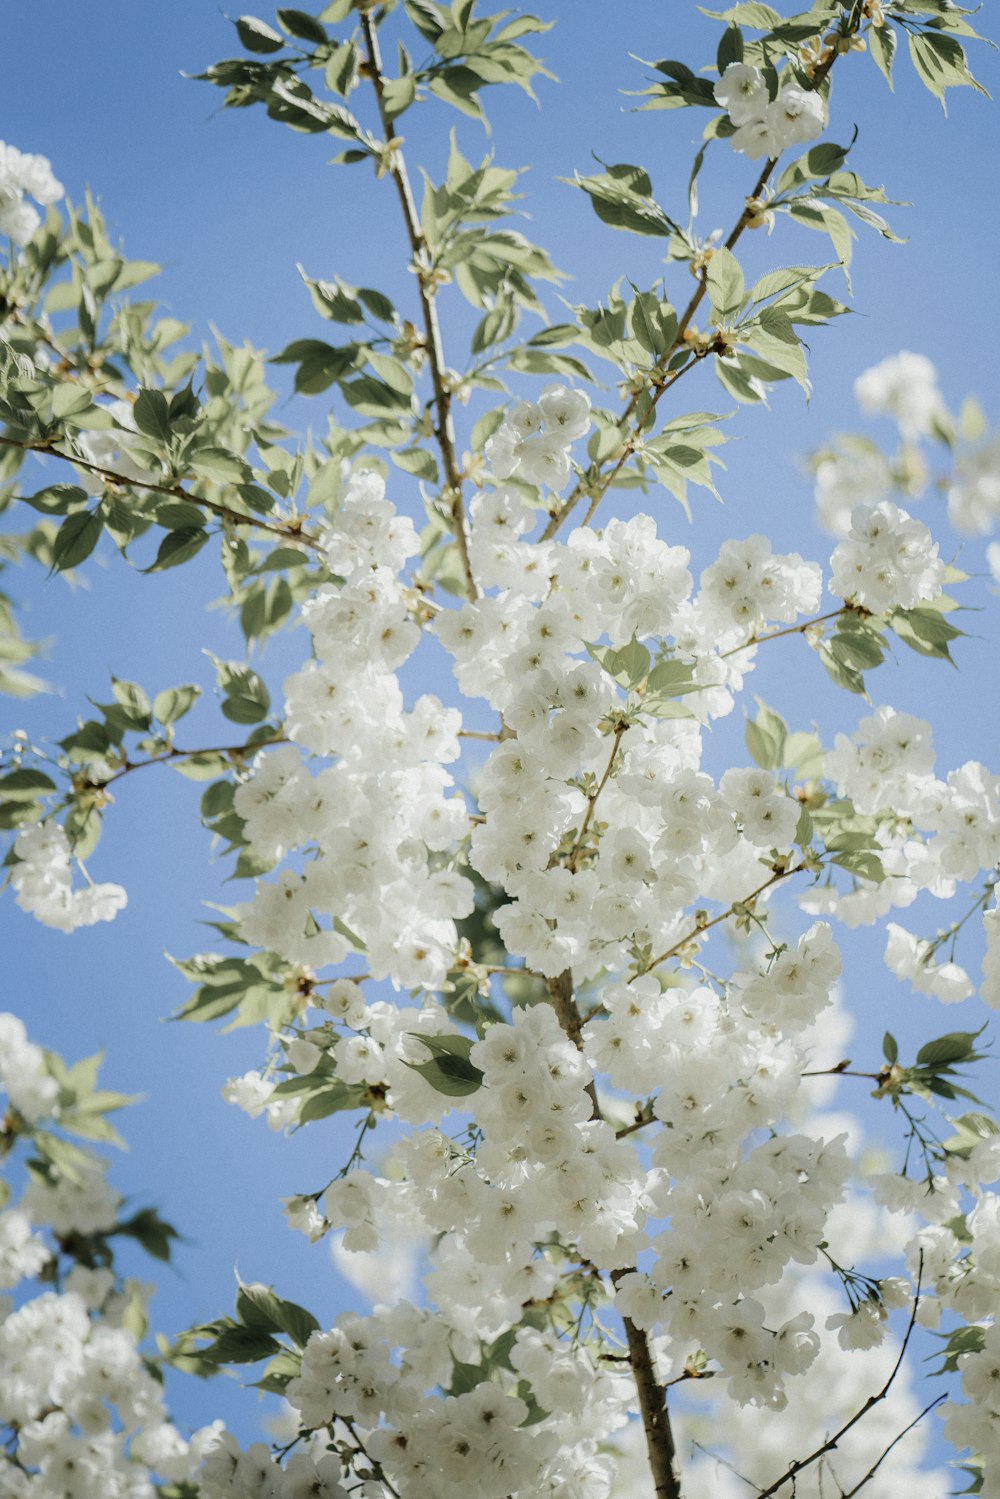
3, 0, 1000, 1455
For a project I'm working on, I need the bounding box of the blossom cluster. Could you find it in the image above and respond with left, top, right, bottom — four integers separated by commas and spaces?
0, 141, 62, 246
483, 384, 592, 492
813, 351, 1000, 556
0, 1015, 221, 1498
234, 469, 472, 991
714, 63, 825, 160
9, 819, 127, 933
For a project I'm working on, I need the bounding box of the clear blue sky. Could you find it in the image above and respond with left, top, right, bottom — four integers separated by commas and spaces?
3, 0, 1000, 1450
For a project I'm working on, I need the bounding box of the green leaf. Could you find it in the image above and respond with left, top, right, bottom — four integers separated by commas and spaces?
52, 510, 101, 571
705, 247, 745, 322
830, 849, 885, 883
883, 1031, 898, 1065
52, 384, 94, 422
145, 526, 210, 573
235, 16, 285, 50
189, 448, 251, 484
236, 1280, 320, 1348
132, 388, 173, 444
907, 30, 985, 108
326, 39, 360, 96
210, 656, 272, 724
198, 1323, 284, 1364
891, 607, 962, 662
0, 768, 57, 799
115, 1207, 180, 1262
112, 677, 152, 725
297, 1081, 369, 1122
570, 167, 675, 238
403, 1033, 484, 1097
916, 1030, 985, 1069
153, 684, 201, 725
745, 700, 787, 770
277, 8, 328, 43
586, 638, 650, 690
870, 21, 896, 88
717, 22, 744, 72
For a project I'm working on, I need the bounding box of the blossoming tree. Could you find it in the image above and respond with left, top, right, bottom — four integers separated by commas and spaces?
3, 2, 1000, 1496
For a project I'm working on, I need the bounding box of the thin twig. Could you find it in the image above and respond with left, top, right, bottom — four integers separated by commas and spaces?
1, 436, 321, 550
754, 1254, 926, 1498
79, 735, 287, 789
359, 13, 477, 601
566, 719, 628, 872
627, 861, 809, 987
721, 608, 849, 660
838, 1394, 946, 1499
540, 12, 863, 543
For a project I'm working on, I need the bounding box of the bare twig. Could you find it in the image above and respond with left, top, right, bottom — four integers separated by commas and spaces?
359, 13, 477, 601
838, 1394, 946, 1499
754, 1254, 926, 1498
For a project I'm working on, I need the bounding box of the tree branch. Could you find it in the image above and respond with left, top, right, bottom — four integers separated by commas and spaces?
1, 436, 322, 550
754, 1254, 925, 1498
78, 735, 287, 790
540, 12, 863, 543
359, 13, 477, 602
546, 968, 682, 1499
630, 861, 809, 986
566, 719, 628, 872
838, 1394, 946, 1499
613, 1267, 684, 1499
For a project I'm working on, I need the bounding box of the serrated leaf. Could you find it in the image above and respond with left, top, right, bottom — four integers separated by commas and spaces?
189, 448, 251, 484
916, 1030, 985, 1069
133, 388, 173, 444
153, 684, 201, 725
705, 247, 745, 322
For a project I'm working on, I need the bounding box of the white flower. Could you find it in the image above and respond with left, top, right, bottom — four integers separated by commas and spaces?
714, 62, 768, 126
884, 922, 973, 1004
854, 351, 943, 441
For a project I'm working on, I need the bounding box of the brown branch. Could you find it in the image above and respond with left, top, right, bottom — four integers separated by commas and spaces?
720, 607, 849, 660
628, 861, 809, 987
566, 719, 628, 872
838, 1394, 946, 1499
612, 1268, 684, 1499
79, 735, 287, 790
359, 13, 477, 602
1, 436, 321, 550
754, 1253, 925, 1498
545, 967, 682, 1498
540, 12, 863, 545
